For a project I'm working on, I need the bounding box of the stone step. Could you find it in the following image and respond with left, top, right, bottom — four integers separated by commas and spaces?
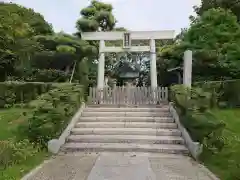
71, 128, 181, 136
81, 111, 171, 117
66, 135, 185, 144
86, 104, 169, 108
79, 116, 174, 123
84, 107, 169, 112
75, 122, 177, 129
62, 143, 189, 154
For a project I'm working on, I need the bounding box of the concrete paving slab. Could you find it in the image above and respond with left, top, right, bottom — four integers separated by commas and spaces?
149, 155, 217, 180
87, 153, 156, 180
22, 153, 98, 180
22, 153, 218, 180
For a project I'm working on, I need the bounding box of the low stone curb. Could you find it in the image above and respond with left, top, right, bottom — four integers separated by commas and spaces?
169, 102, 203, 159
21, 158, 54, 180
48, 102, 86, 154
198, 163, 220, 180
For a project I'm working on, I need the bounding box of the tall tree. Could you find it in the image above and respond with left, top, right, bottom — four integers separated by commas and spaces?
75, 0, 117, 85
0, 5, 34, 80
0, 2, 53, 35
195, 0, 240, 22
33, 33, 97, 72
76, 0, 116, 35
0, 2, 54, 81
161, 8, 240, 81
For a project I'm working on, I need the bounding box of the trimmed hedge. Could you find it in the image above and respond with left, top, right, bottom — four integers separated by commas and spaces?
8, 69, 70, 83
0, 82, 53, 108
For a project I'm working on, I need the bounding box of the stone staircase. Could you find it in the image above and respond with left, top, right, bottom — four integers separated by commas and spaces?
61, 105, 189, 154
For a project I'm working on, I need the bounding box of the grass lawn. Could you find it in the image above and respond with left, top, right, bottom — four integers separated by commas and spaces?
0, 108, 49, 180
203, 108, 240, 180
0, 108, 30, 140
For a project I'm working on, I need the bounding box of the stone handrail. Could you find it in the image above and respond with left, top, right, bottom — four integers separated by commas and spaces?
169, 102, 203, 159
48, 103, 86, 154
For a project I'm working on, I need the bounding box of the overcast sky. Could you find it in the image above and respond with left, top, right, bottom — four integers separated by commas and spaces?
5, 0, 201, 34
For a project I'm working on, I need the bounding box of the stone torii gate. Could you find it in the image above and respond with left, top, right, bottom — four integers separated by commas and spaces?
81, 30, 175, 89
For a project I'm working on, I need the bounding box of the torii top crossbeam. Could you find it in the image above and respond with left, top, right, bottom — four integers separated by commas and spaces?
81, 30, 175, 40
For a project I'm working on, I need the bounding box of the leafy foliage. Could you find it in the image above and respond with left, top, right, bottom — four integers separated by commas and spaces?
186, 8, 240, 79
0, 139, 38, 170
0, 6, 30, 81
203, 109, 240, 180
195, 80, 240, 108
75, 0, 119, 83
18, 84, 84, 148
160, 8, 240, 82
170, 85, 226, 153
0, 2, 53, 35
76, 0, 116, 34
195, 0, 240, 22
9, 69, 71, 83
32, 33, 97, 83
0, 2, 53, 81
0, 3, 98, 83
0, 84, 84, 176
35, 33, 96, 59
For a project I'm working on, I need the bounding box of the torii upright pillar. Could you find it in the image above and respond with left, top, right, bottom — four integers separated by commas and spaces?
150, 39, 158, 88
97, 40, 105, 89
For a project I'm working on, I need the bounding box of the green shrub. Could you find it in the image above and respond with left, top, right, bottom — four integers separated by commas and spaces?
194, 80, 240, 108
18, 107, 66, 147
8, 68, 70, 82
0, 139, 38, 170
0, 82, 52, 108
18, 84, 84, 148
170, 84, 226, 154
170, 84, 212, 114
181, 112, 225, 152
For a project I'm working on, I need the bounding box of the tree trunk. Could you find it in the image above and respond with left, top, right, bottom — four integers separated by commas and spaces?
70, 61, 77, 83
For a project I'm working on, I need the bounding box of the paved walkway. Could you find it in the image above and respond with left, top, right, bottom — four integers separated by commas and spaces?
22, 153, 218, 180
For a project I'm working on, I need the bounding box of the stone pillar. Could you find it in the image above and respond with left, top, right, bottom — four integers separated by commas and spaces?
150, 39, 158, 88
183, 50, 193, 88
97, 40, 105, 89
